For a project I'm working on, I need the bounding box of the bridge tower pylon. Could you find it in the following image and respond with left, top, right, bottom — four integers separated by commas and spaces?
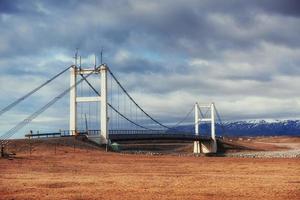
69, 64, 108, 144
194, 102, 217, 154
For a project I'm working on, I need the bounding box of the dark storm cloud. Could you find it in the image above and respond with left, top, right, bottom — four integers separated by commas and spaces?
1, 0, 299, 60
0, 0, 21, 13
258, 0, 300, 17
112, 58, 164, 74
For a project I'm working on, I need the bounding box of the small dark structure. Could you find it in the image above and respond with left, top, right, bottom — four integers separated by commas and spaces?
1, 145, 4, 158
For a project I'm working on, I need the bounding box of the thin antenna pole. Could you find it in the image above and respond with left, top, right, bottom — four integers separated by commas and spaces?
85, 113, 88, 132
94, 54, 97, 69
74, 48, 79, 66
100, 48, 103, 64
79, 56, 82, 69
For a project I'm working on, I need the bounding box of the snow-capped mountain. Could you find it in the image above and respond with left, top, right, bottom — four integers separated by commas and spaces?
172, 120, 300, 136
220, 120, 300, 136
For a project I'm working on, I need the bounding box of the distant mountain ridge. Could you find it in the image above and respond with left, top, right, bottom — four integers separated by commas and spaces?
173, 120, 300, 136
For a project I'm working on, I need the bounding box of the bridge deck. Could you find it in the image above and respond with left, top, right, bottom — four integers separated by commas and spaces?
108, 133, 212, 142
25, 130, 212, 142
108, 130, 212, 142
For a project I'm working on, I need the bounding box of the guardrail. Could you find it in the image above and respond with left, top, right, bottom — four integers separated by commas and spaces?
25, 132, 61, 138
24, 130, 95, 138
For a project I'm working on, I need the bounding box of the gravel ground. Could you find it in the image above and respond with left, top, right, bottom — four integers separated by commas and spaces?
226, 149, 300, 158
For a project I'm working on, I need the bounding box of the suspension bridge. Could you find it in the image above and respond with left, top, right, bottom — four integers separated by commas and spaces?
0, 60, 224, 154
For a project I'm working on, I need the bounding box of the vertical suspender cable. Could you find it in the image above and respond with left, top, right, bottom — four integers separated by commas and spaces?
110, 73, 113, 131
107, 69, 170, 129
79, 75, 152, 130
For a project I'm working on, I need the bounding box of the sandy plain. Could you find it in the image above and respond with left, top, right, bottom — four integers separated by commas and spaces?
0, 137, 299, 200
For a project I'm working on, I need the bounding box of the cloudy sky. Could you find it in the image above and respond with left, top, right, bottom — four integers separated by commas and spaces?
0, 0, 300, 136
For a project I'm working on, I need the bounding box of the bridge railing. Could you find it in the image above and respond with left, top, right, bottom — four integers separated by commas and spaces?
25, 132, 61, 138
59, 130, 101, 136
109, 129, 167, 135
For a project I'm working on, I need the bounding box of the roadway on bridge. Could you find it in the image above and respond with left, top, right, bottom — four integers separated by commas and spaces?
108, 133, 212, 142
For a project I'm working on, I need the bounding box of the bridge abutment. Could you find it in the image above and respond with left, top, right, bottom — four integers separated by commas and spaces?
200, 140, 217, 153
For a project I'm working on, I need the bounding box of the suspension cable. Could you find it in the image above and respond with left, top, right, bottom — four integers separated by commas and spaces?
0, 65, 72, 117
107, 68, 170, 129
79, 74, 152, 130
170, 105, 195, 128
0, 71, 94, 145
214, 105, 226, 136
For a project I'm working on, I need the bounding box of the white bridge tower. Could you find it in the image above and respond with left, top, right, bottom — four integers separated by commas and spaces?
194, 102, 217, 153
69, 64, 108, 144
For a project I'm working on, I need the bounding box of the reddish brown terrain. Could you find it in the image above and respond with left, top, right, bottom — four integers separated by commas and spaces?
0, 137, 299, 200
